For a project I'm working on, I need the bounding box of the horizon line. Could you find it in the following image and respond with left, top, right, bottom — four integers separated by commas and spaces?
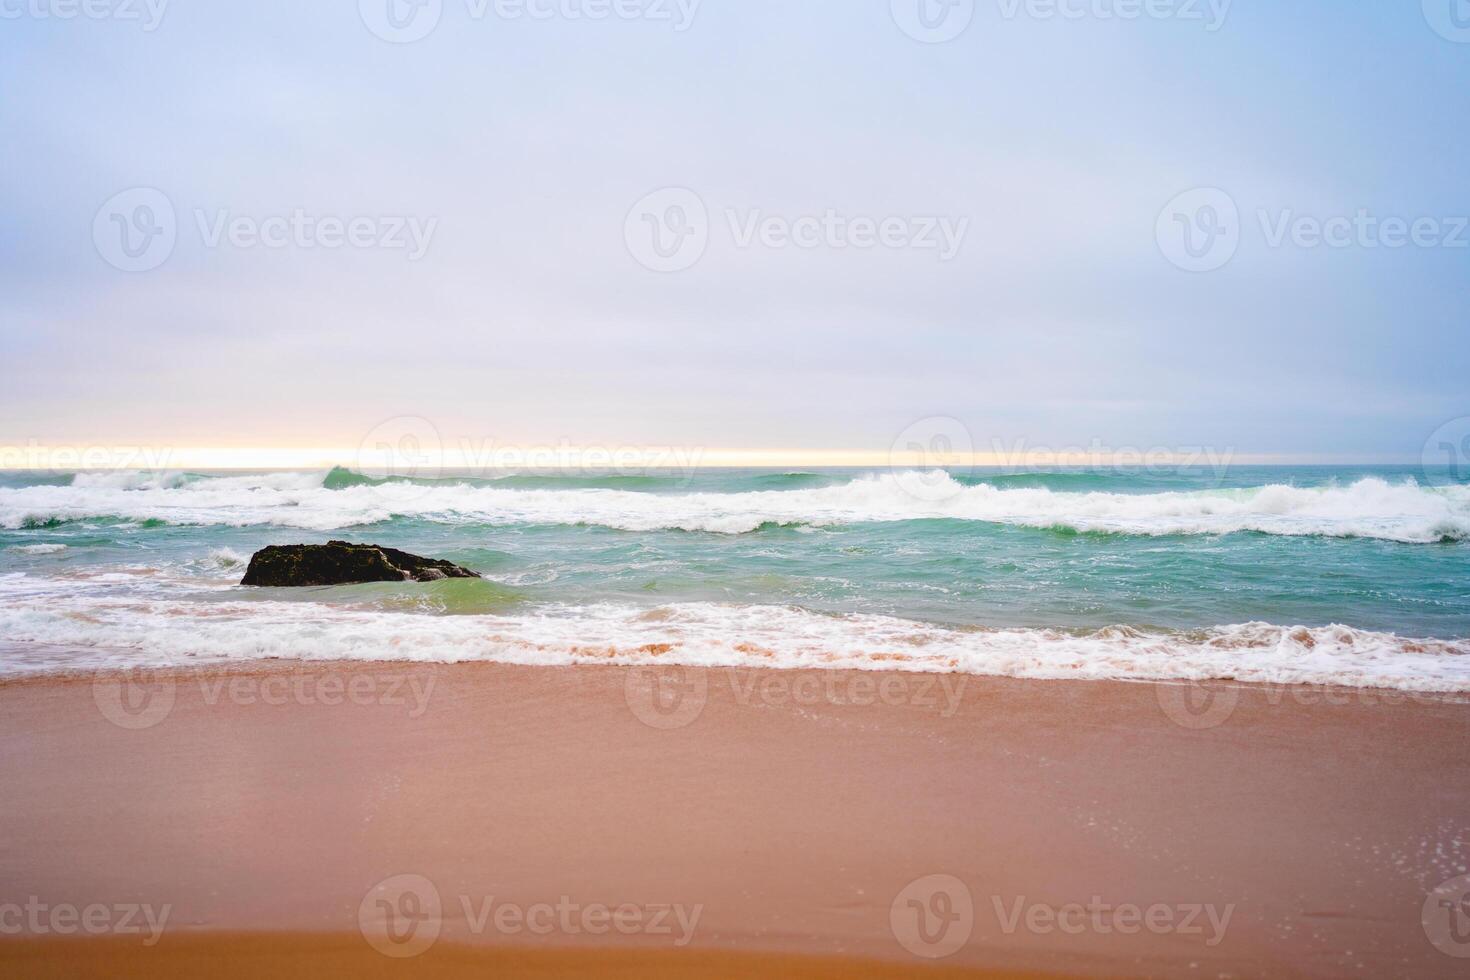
0, 445, 1430, 470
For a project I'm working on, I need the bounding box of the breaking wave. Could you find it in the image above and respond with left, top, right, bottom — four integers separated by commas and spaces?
0, 471, 1466, 541
1, 471, 1467, 542
0, 574, 1466, 690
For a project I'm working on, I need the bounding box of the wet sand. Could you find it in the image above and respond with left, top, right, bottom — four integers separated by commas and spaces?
1, 661, 1469, 977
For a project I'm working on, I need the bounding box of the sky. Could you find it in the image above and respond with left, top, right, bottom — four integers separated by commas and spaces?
1, 0, 1468, 465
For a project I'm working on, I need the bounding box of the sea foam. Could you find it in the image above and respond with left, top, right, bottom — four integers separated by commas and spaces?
1, 574, 1467, 691
0, 471, 1466, 542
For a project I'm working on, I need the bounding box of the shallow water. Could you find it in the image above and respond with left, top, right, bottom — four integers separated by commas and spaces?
2, 465, 1467, 688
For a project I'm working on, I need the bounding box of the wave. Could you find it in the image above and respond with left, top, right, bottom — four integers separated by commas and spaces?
5, 543, 67, 555
321, 465, 384, 490
0, 472, 1466, 542
322, 465, 703, 493
0, 577, 1466, 690
200, 547, 249, 571
68, 470, 193, 490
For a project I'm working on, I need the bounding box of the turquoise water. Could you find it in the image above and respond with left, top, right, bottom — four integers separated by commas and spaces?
1, 465, 1468, 686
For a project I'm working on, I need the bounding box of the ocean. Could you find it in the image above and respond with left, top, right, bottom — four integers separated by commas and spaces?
2, 464, 1468, 690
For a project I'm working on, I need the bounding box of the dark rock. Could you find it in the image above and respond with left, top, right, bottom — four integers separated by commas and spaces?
240, 540, 480, 587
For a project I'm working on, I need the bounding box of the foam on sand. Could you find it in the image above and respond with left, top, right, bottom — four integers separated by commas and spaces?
1, 574, 1466, 690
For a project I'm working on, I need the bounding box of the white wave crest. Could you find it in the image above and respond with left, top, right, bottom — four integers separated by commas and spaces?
204, 547, 249, 569
68, 471, 191, 490
0, 472, 1466, 542
5, 543, 67, 555
0, 576, 1467, 691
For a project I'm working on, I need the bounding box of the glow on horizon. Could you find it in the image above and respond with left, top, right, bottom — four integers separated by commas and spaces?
0, 444, 1399, 471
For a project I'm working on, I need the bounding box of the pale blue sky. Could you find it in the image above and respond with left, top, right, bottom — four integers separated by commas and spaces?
1, 1, 1467, 457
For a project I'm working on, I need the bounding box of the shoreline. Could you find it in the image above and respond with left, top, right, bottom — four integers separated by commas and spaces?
6, 651, 1470, 707
7, 631, 1470, 699
3, 660, 1469, 976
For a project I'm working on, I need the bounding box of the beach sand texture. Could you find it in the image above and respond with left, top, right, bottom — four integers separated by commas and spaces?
2, 661, 1469, 977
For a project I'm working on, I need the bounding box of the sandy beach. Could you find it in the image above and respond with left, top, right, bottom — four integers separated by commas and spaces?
8, 0, 1470, 974
1, 660, 1468, 977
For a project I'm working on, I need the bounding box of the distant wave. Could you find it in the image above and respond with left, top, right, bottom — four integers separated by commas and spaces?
0, 471, 1467, 542
1, 576, 1467, 690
